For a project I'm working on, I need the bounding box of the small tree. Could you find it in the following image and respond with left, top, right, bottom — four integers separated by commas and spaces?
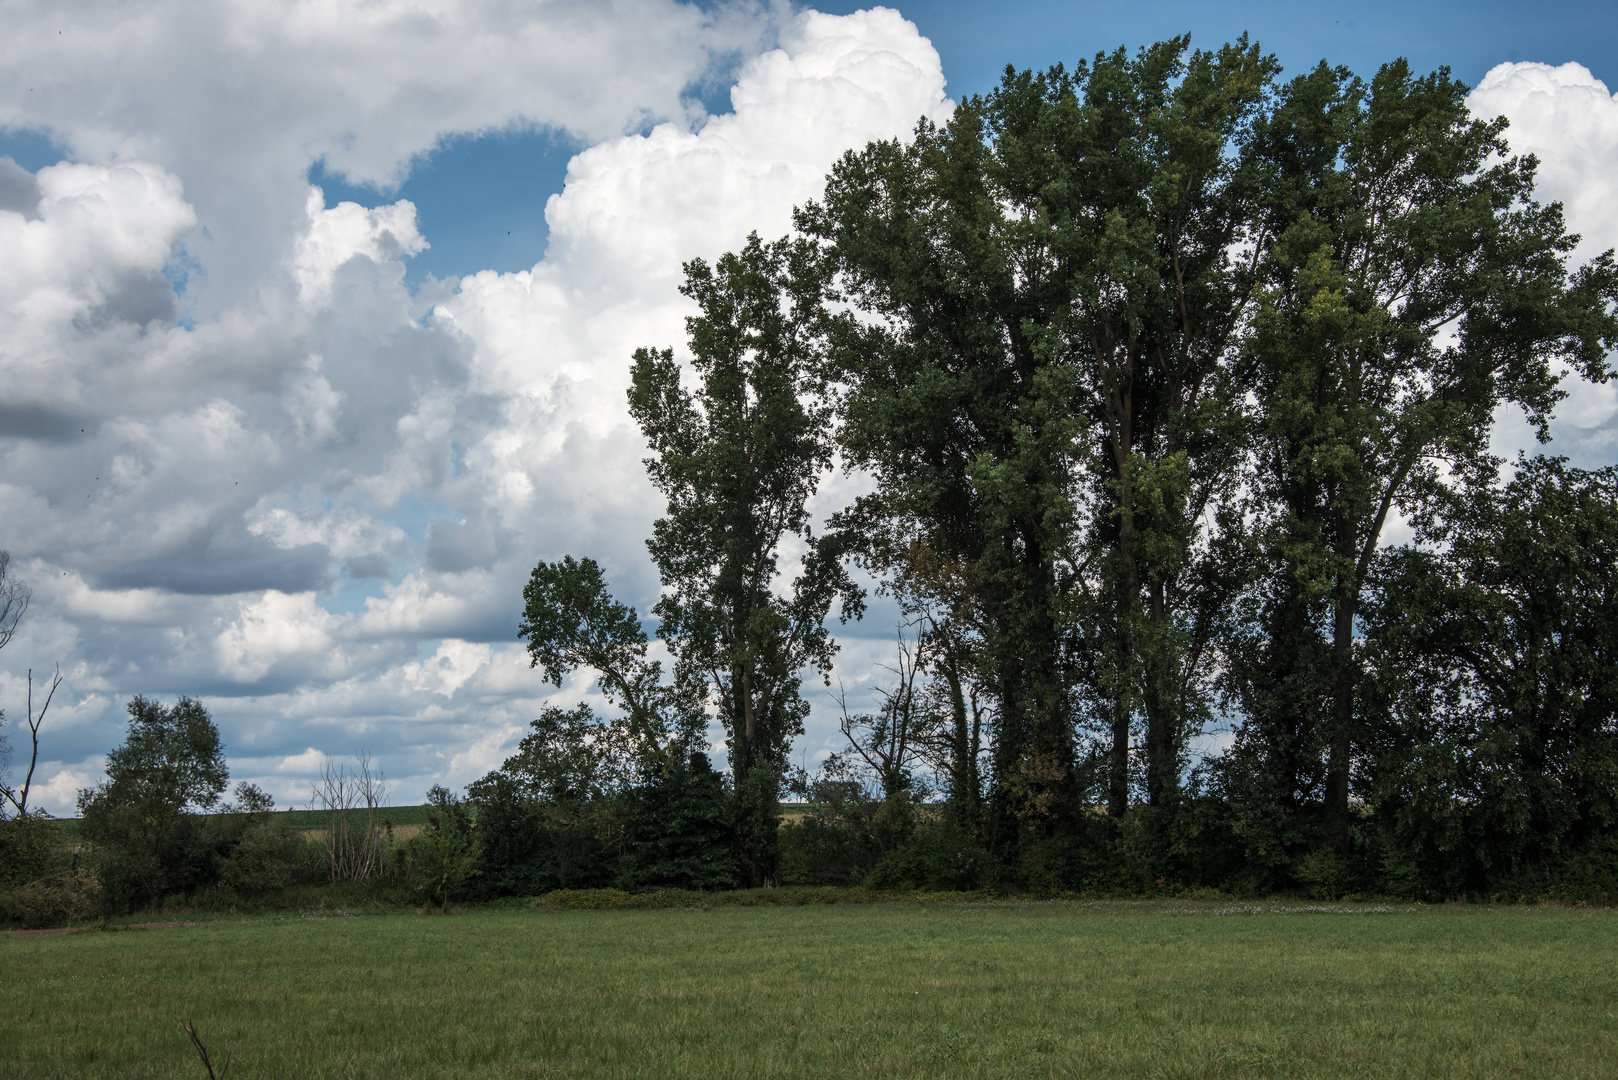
407, 785, 478, 911
311, 755, 388, 882
1, 668, 63, 821
78, 695, 229, 911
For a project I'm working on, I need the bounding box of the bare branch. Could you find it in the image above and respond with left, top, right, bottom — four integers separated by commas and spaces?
311, 753, 388, 882
3, 665, 61, 817
182, 1020, 230, 1080
0, 551, 30, 654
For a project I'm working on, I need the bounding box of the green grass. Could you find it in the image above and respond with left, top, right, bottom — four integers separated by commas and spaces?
4, 901, 1615, 1078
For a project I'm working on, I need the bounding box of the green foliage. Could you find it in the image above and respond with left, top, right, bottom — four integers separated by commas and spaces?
4, 869, 99, 929
89, 695, 229, 815
0, 811, 56, 885
629, 233, 860, 886
865, 821, 996, 891
519, 556, 704, 754
468, 706, 737, 895
77, 696, 231, 913
219, 820, 311, 897
619, 753, 738, 891
405, 785, 479, 910
1361, 458, 1618, 898
1230, 56, 1618, 851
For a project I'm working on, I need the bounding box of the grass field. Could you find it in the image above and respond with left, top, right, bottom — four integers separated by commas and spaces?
4, 900, 1614, 1078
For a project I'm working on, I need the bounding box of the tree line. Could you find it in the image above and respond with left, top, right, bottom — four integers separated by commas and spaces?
485, 36, 1618, 902
5, 38, 1616, 916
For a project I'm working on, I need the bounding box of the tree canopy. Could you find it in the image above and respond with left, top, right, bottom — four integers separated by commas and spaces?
494, 37, 1617, 901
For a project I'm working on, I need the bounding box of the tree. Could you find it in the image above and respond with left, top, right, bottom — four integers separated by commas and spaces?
0, 552, 55, 821
0, 555, 66, 888
1362, 458, 1618, 896
628, 232, 859, 887
1230, 58, 1618, 853
619, 752, 738, 891
406, 785, 478, 911
519, 555, 705, 760
987, 38, 1277, 812
801, 38, 1276, 858
802, 83, 1091, 854
0, 551, 28, 653
1, 667, 61, 821
77, 695, 229, 910
510, 559, 731, 894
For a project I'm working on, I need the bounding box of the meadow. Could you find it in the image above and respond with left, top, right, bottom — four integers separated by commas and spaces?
4, 900, 1614, 1079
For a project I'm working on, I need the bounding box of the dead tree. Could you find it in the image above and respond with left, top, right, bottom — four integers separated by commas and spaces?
311, 753, 388, 881
2, 667, 61, 818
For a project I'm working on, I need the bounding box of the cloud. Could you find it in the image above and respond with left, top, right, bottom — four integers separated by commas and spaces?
0, 6, 955, 813
294, 189, 428, 307
0, 161, 195, 414
1470, 62, 1618, 266
436, 5, 954, 594
0, 0, 788, 313
1469, 63, 1618, 462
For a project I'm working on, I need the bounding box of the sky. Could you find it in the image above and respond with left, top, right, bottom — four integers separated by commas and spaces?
1, 0, 1615, 815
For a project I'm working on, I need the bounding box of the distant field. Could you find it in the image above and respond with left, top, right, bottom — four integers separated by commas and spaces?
43, 803, 440, 839
4, 901, 1615, 1078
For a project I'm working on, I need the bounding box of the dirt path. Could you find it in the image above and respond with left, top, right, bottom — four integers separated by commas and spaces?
2, 913, 375, 939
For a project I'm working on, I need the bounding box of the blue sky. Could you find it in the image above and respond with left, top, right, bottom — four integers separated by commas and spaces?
1, 1, 1614, 813
300, 1, 1618, 283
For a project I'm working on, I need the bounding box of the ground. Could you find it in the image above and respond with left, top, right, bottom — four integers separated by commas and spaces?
3, 899, 1614, 1078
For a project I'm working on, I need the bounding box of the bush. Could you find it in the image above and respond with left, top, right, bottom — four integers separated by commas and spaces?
220, 820, 312, 897
619, 754, 737, 891
6, 870, 99, 929
779, 815, 871, 886
866, 822, 994, 892
0, 813, 57, 885
404, 786, 479, 910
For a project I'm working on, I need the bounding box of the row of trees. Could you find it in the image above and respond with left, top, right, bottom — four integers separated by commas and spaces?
495, 38, 1618, 900
0, 685, 484, 922
4, 39, 1615, 909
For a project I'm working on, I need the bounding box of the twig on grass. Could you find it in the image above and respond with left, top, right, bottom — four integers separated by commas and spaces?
182, 1020, 231, 1080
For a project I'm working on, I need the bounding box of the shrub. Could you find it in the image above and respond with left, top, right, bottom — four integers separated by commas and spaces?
619, 754, 737, 891
866, 823, 994, 892
779, 815, 872, 886
405, 786, 479, 910
8, 870, 99, 929
220, 820, 311, 897
0, 813, 57, 885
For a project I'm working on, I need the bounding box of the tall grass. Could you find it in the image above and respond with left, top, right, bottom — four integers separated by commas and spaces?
3, 900, 1614, 1078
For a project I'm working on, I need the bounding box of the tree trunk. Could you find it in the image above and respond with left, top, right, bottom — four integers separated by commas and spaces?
1142, 581, 1180, 806
1325, 592, 1357, 853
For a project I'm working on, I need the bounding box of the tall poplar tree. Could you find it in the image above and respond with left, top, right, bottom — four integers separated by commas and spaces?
1002, 37, 1276, 813
628, 233, 859, 887
803, 36, 1279, 852
1231, 59, 1618, 852
803, 93, 1090, 853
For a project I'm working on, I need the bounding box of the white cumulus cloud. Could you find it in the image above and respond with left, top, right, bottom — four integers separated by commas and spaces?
1469, 62, 1618, 457
0, 6, 957, 815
